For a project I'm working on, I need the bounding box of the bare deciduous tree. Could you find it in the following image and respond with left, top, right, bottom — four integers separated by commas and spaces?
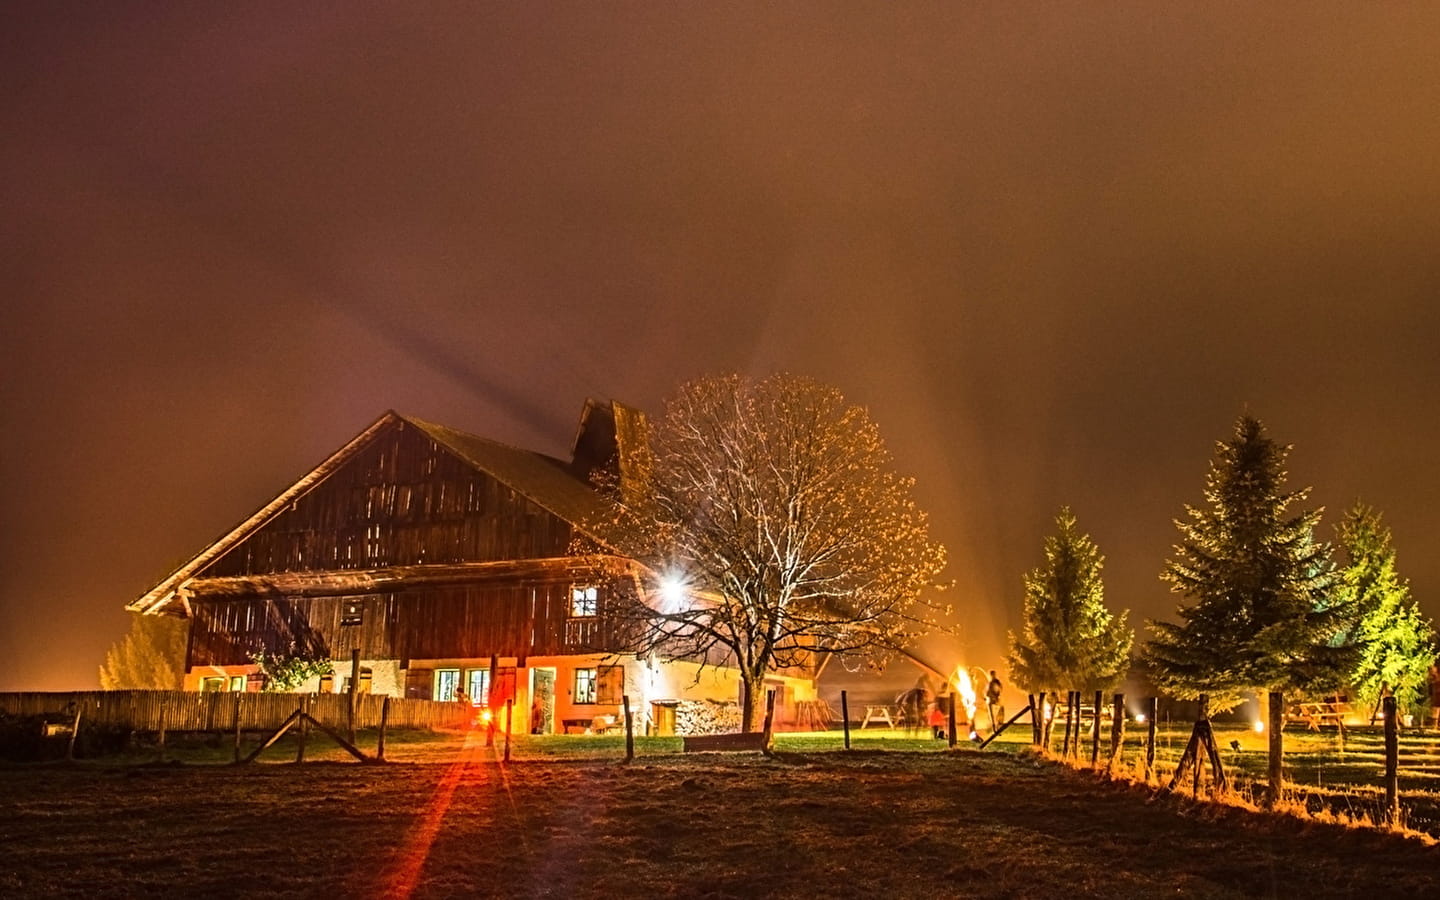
613, 374, 948, 732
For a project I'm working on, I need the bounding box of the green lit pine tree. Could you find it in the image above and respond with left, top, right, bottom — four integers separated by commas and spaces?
1146, 415, 1355, 803
1336, 503, 1436, 718
1008, 507, 1133, 697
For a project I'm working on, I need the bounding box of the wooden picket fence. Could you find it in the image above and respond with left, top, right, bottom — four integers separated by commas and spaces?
0, 690, 472, 733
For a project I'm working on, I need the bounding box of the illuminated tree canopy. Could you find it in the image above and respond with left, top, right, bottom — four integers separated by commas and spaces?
616, 373, 948, 731
1336, 503, 1436, 713
1146, 416, 1355, 705
98, 614, 187, 690
1008, 507, 1132, 696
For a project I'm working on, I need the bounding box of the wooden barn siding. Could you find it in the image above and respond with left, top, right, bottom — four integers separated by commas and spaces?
187, 579, 631, 668
203, 422, 571, 579
0, 691, 472, 732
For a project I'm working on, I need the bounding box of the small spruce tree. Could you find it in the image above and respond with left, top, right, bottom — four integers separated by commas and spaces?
1336, 503, 1436, 715
1008, 507, 1133, 696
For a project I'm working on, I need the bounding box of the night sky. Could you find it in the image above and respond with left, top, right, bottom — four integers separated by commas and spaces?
4, 4, 1439, 691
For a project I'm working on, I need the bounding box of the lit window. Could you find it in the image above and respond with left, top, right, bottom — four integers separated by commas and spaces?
228, 676, 245, 692
575, 668, 597, 704
199, 676, 226, 693
434, 668, 461, 702
466, 668, 491, 704
571, 585, 599, 617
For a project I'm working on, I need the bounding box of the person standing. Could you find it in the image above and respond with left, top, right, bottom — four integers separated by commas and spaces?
986, 669, 1005, 732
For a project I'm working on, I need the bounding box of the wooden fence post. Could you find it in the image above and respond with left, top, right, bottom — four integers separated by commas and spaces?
65, 703, 83, 762
1145, 697, 1158, 780
1091, 690, 1103, 766
1108, 693, 1125, 771
623, 694, 634, 762
947, 693, 958, 748
296, 694, 309, 764
1028, 694, 1038, 746
348, 649, 361, 744
504, 698, 514, 762
1060, 692, 1070, 757
1193, 694, 1208, 795
377, 695, 390, 762
233, 692, 244, 764
1384, 695, 1399, 824
841, 691, 851, 750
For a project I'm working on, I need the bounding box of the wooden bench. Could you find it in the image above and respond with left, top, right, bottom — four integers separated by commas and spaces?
682, 731, 772, 753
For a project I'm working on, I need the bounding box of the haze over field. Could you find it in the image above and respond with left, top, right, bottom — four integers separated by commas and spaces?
4, 4, 1439, 689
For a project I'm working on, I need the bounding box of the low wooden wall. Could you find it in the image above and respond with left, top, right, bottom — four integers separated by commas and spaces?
0, 691, 472, 732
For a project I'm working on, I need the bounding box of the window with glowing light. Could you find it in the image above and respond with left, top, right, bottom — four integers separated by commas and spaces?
575, 668, 598, 704
434, 668, 461, 702
466, 668, 491, 704
571, 585, 599, 617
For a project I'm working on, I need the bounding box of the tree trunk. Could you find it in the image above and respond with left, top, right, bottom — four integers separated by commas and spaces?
1266, 691, 1284, 808
740, 675, 767, 733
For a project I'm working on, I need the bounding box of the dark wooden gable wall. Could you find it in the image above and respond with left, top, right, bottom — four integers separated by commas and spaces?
187, 576, 636, 667
201, 419, 572, 579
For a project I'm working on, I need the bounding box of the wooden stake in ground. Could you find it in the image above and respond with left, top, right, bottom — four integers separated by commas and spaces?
1144, 697, 1158, 780
623, 694, 634, 762
296, 694, 309, 764
65, 703, 83, 762
947, 694, 957, 748
1090, 690, 1102, 766
377, 695, 391, 761
233, 692, 243, 764
1166, 694, 1227, 796
1108, 693, 1125, 772
1029, 694, 1039, 746
504, 698, 513, 763
1384, 695, 1399, 824
347, 649, 361, 744
841, 690, 851, 750
1061, 691, 1073, 757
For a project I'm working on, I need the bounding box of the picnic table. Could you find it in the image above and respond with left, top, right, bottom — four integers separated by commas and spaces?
860, 705, 901, 729
1289, 701, 1351, 732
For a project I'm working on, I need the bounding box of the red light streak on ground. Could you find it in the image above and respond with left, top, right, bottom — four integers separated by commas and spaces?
378, 729, 493, 899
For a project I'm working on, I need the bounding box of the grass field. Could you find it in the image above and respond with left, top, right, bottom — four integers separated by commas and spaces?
70, 716, 1440, 836
0, 743, 1435, 899
3, 724, 1439, 898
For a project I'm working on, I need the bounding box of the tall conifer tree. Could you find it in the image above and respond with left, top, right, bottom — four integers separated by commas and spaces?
1148, 416, 1354, 805
1337, 503, 1435, 713
1147, 416, 1353, 705
1008, 507, 1132, 695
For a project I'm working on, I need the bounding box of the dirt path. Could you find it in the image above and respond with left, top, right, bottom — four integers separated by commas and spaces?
1, 746, 1434, 898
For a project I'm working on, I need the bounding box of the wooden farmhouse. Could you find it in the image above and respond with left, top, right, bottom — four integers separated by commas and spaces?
128, 400, 818, 735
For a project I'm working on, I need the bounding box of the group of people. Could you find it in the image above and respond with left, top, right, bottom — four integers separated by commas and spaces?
899, 668, 1006, 741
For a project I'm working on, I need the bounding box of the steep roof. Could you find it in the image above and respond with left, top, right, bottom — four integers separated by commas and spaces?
130, 407, 640, 616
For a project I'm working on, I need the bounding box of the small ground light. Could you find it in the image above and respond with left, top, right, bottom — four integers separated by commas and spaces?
1253, 721, 1265, 733
1134, 713, 1146, 724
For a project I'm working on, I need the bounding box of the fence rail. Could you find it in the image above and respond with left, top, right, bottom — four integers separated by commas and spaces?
0, 691, 472, 733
